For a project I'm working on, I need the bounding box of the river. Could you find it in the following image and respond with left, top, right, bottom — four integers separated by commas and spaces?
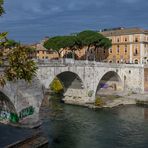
40, 95, 148, 148
1, 95, 148, 148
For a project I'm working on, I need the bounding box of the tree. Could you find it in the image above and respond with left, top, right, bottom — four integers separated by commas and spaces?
0, 1, 37, 86
44, 35, 82, 58
0, 0, 4, 16
5, 44, 37, 83
44, 36, 64, 57
44, 30, 111, 60
77, 30, 112, 60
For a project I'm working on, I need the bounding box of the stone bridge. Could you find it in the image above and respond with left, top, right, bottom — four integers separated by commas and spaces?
0, 59, 147, 123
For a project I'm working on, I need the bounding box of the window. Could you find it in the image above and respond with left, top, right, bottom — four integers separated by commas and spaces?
134, 48, 138, 55
125, 45, 127, 53
117, 45, 120, 53
117, 60, 120, 63
135, 38, 138, 42
125, 38, 127, 42
104, 49, 106, 54
117, 38, 120, 42
134, 59, 138, 64
109, 48, 112, 53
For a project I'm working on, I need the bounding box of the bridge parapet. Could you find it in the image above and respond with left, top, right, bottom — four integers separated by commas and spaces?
36, 59, 145, 68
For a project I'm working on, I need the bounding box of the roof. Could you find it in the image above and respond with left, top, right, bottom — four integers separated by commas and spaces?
36, 43, 47, 51
100, 27, 148, 37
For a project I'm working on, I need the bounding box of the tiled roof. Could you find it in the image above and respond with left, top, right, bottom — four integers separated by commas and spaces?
100, 27, 148, 36
36, 44, 47, 51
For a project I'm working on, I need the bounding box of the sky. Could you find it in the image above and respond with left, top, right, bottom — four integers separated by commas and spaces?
0, 0, 148, 43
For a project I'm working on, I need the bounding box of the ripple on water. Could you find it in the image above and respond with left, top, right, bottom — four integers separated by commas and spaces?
40, 98, 148, 148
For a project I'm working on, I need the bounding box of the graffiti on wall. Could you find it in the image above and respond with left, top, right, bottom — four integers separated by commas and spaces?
0, 106, 34, 123
0, 111, 19, 123
0, 111, 10, 120
100, 83, 108, 88
19, 106, 34, 119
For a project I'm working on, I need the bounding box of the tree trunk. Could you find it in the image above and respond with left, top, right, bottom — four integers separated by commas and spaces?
86, 45, 90, 60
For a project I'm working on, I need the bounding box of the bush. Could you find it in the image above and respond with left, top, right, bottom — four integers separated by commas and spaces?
95, 97, 105, 106
50, 77, 64, 94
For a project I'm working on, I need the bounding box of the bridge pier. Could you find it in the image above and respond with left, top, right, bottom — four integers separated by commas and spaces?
63, 88, 95, 105
0, 78, 44, 124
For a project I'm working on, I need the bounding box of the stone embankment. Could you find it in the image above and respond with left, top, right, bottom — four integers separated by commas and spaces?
63, 88, 148, 108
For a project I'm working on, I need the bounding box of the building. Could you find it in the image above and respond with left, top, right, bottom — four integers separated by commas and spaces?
35, 43, 59, 60
100, 27, 148, 64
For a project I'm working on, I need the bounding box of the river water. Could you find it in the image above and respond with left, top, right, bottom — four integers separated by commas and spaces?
1, 95, 148, 148
40, 95, 148, 148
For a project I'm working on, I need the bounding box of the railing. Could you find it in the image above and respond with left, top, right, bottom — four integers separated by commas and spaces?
35, 58, 145, 68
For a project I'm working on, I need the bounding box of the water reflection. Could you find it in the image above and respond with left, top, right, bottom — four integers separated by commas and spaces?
144, 108, 148, 119
40, 95, 148, 148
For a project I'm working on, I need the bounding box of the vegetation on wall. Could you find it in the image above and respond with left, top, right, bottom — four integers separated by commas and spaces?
95, 97, 105, 106
50, 77, 64, 94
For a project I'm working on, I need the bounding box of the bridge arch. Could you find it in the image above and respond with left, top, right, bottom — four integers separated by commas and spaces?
56, 71, 84, 90
0, 91, 18, 123
95, 71, 123, 96
45, 71, 84, 91
39, 71, 84, 112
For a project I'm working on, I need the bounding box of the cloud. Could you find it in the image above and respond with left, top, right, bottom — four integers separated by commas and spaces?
0, 0, 148, 43
1, 0, 105, 21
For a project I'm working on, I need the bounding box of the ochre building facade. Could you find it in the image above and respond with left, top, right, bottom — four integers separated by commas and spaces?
35, 27, 148, 64
100, 27, 148, 64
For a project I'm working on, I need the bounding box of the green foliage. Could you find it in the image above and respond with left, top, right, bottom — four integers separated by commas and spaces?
95, 97, 105, 106
44, 36, 63, 52
44, 30, 111, 58
4, 44, 38, 83
44, 35, 81, 57
50, 77, 64, 93
0, 39, 19, 49
0, 0, 4, 16
0, 32, 8, 40
77, 30, 100, 46
77, 30, 111, 50
0, 32, 37, 85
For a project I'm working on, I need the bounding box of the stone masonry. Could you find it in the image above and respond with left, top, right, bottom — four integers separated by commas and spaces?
0, 60, 146, 121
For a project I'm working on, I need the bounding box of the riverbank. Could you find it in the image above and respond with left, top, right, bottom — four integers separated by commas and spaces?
64, 91, 148, 109
92, 92, 148, 108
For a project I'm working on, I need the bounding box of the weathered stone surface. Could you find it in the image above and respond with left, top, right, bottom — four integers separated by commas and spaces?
0, 61, 146, 124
